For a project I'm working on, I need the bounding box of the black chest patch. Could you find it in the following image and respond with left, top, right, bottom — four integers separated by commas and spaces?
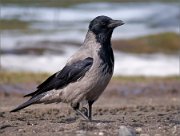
98, 45, 114, 74
94, 30, 114, 74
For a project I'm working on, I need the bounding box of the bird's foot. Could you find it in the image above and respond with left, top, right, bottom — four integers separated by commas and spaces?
72, 103, 91, 121
81, 107, 88, 117
75, 109, 89, 121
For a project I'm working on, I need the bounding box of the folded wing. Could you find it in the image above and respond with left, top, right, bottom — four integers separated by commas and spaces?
24, 57, 93, 98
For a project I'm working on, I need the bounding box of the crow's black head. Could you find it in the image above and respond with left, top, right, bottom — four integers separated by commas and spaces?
89, 16, 124, 45
89, 15, 124, 36
88, 16, 124, 74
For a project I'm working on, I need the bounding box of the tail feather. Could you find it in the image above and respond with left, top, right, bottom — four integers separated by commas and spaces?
10, 96, 41, 112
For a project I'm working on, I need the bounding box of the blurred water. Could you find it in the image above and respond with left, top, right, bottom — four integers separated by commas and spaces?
1, 2, 179, 43
2, 52, 179, 76
0, 2, 180, 76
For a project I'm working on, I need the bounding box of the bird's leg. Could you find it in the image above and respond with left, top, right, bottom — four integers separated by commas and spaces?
88, 101, 94, 121
71, 103, 89, 120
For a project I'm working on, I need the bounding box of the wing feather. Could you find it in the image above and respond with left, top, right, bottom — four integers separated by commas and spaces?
24, 57, 93, 98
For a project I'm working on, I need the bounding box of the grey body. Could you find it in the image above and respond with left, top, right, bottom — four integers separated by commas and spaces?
40, 31, 113, 105
11, 16, 124, 120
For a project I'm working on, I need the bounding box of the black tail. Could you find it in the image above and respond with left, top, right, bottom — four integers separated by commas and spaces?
10, 96, 41, 112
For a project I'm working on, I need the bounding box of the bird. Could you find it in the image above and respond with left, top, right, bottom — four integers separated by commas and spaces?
11, 15, 124, 121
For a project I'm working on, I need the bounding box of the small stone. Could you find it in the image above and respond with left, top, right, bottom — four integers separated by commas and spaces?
27, 122, 34, 126
158, 127, 162, 129
140, 134, 149, 136
99, 132, 104, 135
172, 125, 177, 134
97, 123, 102, 126
18, 129, 24, 132
135, 127, 142, 133
118, 125, 136, 136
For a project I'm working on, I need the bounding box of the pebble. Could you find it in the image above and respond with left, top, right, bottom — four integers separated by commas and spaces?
140, 134, 149, 136
118, 125, 136, 136
97, 123, 102, 127
135, 127, 142, 133
99, 132, 104, 135
172, 126, 177, 134
18, 129, 24, 132
27, 122, 34, 126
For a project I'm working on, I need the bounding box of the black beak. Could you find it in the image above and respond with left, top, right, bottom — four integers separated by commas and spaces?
108, 20, 124, 28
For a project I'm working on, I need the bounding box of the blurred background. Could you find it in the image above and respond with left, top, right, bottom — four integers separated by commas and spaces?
0, 0, 180, 95
1, 0, 180, 76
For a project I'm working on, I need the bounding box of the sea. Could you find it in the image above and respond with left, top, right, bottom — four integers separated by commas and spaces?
0, 2, 179, 76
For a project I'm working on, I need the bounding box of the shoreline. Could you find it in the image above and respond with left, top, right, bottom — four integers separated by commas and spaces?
0, 71, 179, 96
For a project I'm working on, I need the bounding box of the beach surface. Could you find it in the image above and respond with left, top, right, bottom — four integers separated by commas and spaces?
0, 78, 180, 136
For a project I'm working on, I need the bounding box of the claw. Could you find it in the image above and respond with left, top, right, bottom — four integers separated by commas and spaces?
81, 107, 88, 117
72, 103, 91, 121
75, 109, 89, 120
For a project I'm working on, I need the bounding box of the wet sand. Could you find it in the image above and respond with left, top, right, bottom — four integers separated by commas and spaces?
0, 80, 180, 136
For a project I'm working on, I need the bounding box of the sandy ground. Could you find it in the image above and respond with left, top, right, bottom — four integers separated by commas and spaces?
0, 81, 180, 136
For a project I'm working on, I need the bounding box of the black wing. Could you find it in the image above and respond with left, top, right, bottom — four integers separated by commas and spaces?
24, 57, 93, 98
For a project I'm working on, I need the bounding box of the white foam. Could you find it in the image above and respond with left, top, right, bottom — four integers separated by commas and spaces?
114, 52, 179, 76
1, 52, 179, 76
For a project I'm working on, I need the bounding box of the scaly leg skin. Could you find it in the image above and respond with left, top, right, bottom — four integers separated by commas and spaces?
71, 103, 89, 121
88, 101, 94, 121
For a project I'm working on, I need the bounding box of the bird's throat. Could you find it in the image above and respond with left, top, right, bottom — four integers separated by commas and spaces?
95, 31, 113, 46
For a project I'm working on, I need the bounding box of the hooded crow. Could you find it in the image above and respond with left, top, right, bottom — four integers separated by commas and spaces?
11, 15, 124, 121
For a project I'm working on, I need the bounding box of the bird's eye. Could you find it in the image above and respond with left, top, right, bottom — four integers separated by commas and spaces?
100, 22, 107, 29
101, 22, 106, 26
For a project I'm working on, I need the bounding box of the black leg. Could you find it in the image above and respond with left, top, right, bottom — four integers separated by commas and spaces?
71, 103, 89, 120
88, 101, 94, 121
